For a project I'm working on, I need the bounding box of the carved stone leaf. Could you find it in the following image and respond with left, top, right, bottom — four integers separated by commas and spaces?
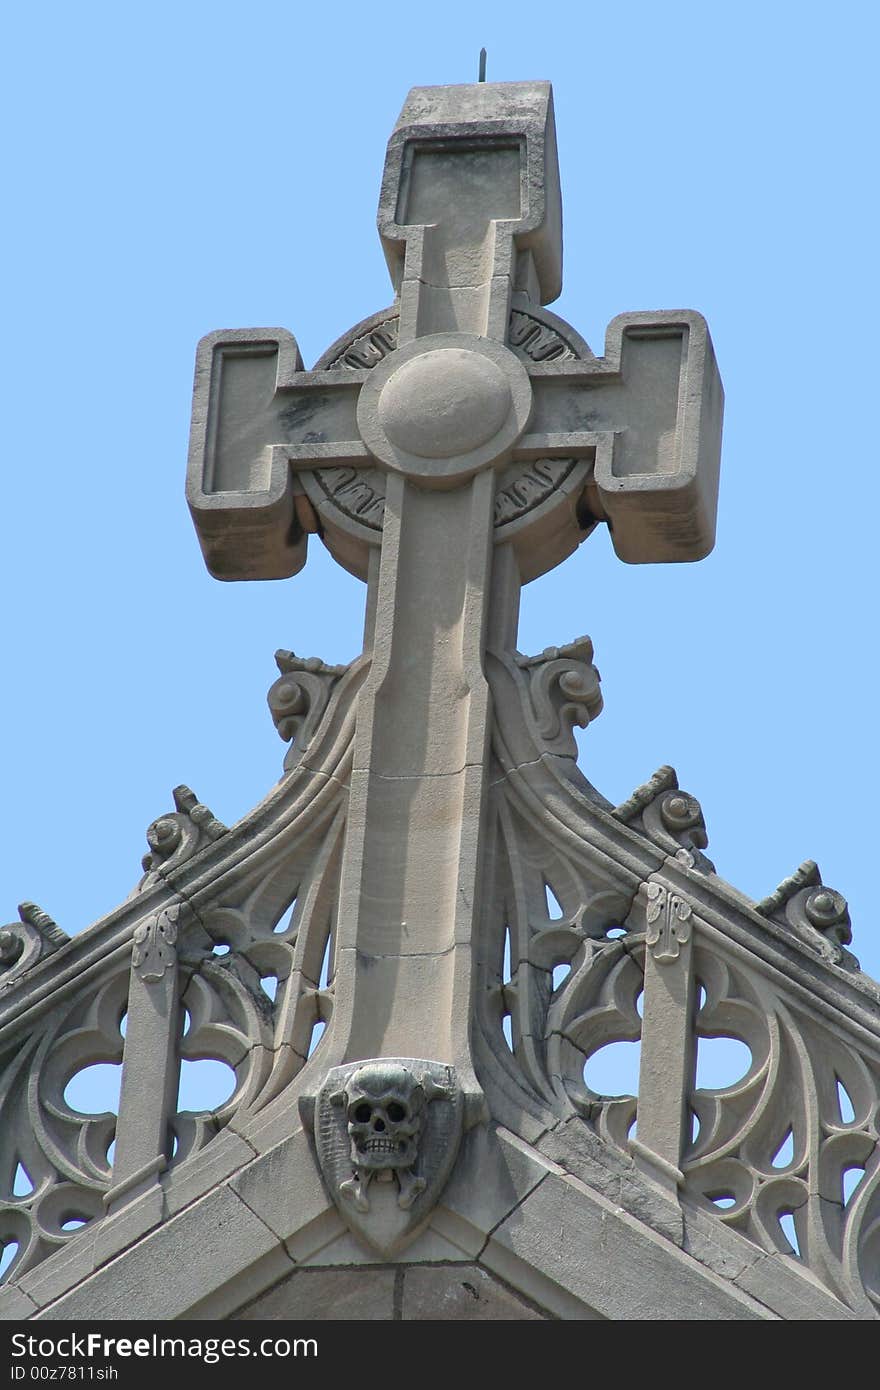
132, 906, 179, 983
644, 884, 692, 963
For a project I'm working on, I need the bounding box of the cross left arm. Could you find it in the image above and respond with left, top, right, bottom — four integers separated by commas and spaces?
187, 327, 370, 580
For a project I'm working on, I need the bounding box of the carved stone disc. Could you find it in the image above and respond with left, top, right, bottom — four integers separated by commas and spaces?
300, 303, 597, 582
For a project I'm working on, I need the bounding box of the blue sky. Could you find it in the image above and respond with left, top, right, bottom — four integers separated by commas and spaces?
2, 1, 877, 1003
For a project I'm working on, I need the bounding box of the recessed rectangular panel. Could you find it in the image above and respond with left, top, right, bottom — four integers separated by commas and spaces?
206, 344, 279, 494
612, 328, 686, 478
591, 312, 723, 563
399, 143, 522, 239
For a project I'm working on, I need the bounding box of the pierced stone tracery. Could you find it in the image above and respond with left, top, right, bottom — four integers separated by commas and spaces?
471, 627, 880, 1316
1, 614, 877, 1317
0, 963, 127, 1282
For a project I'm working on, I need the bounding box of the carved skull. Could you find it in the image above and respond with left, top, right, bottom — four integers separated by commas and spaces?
344, 1062, 425, 1173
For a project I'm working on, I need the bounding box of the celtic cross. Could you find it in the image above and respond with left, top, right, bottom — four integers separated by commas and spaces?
186, 81, 723, 1086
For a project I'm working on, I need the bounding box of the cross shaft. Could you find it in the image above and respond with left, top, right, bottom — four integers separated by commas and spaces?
186, 81, 724, 1088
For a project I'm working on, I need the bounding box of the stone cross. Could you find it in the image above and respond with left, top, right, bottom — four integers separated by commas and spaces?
186, 82, 723, 1092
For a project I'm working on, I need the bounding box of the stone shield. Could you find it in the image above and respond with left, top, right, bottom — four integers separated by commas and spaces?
312, 1058, 463, 1256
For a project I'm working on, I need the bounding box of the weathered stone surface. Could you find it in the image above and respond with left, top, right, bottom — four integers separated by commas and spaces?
234, 1266, 397, 1320
402, 1264, 548, 1320
732, 1253, 858, 1321
0, 1283, 38, 1320
479, 1253, 607, 1320
536, 1117, 685, 1247
284, 1209, 347, 1266
229, 1128, 329, 1244
300, 1224, 466, 1268
485, 1170, 770, 1320
92, 1186, 164, 1271
34, 1186, 281, 1321
163, 1129, 258, 1217
232, 1262, 550, 1320
438, 1124, 552, 1249
189, 1246, 305, 1322
15, 1227, 100, 1312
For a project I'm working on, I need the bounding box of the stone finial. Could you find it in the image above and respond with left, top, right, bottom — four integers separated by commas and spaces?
513, 636, 603, 757
614, 766, 710, 864
757, 860, 854, 964
0, 902, 69, 987
267, 650, 349, 770
139, 785, 227, 885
